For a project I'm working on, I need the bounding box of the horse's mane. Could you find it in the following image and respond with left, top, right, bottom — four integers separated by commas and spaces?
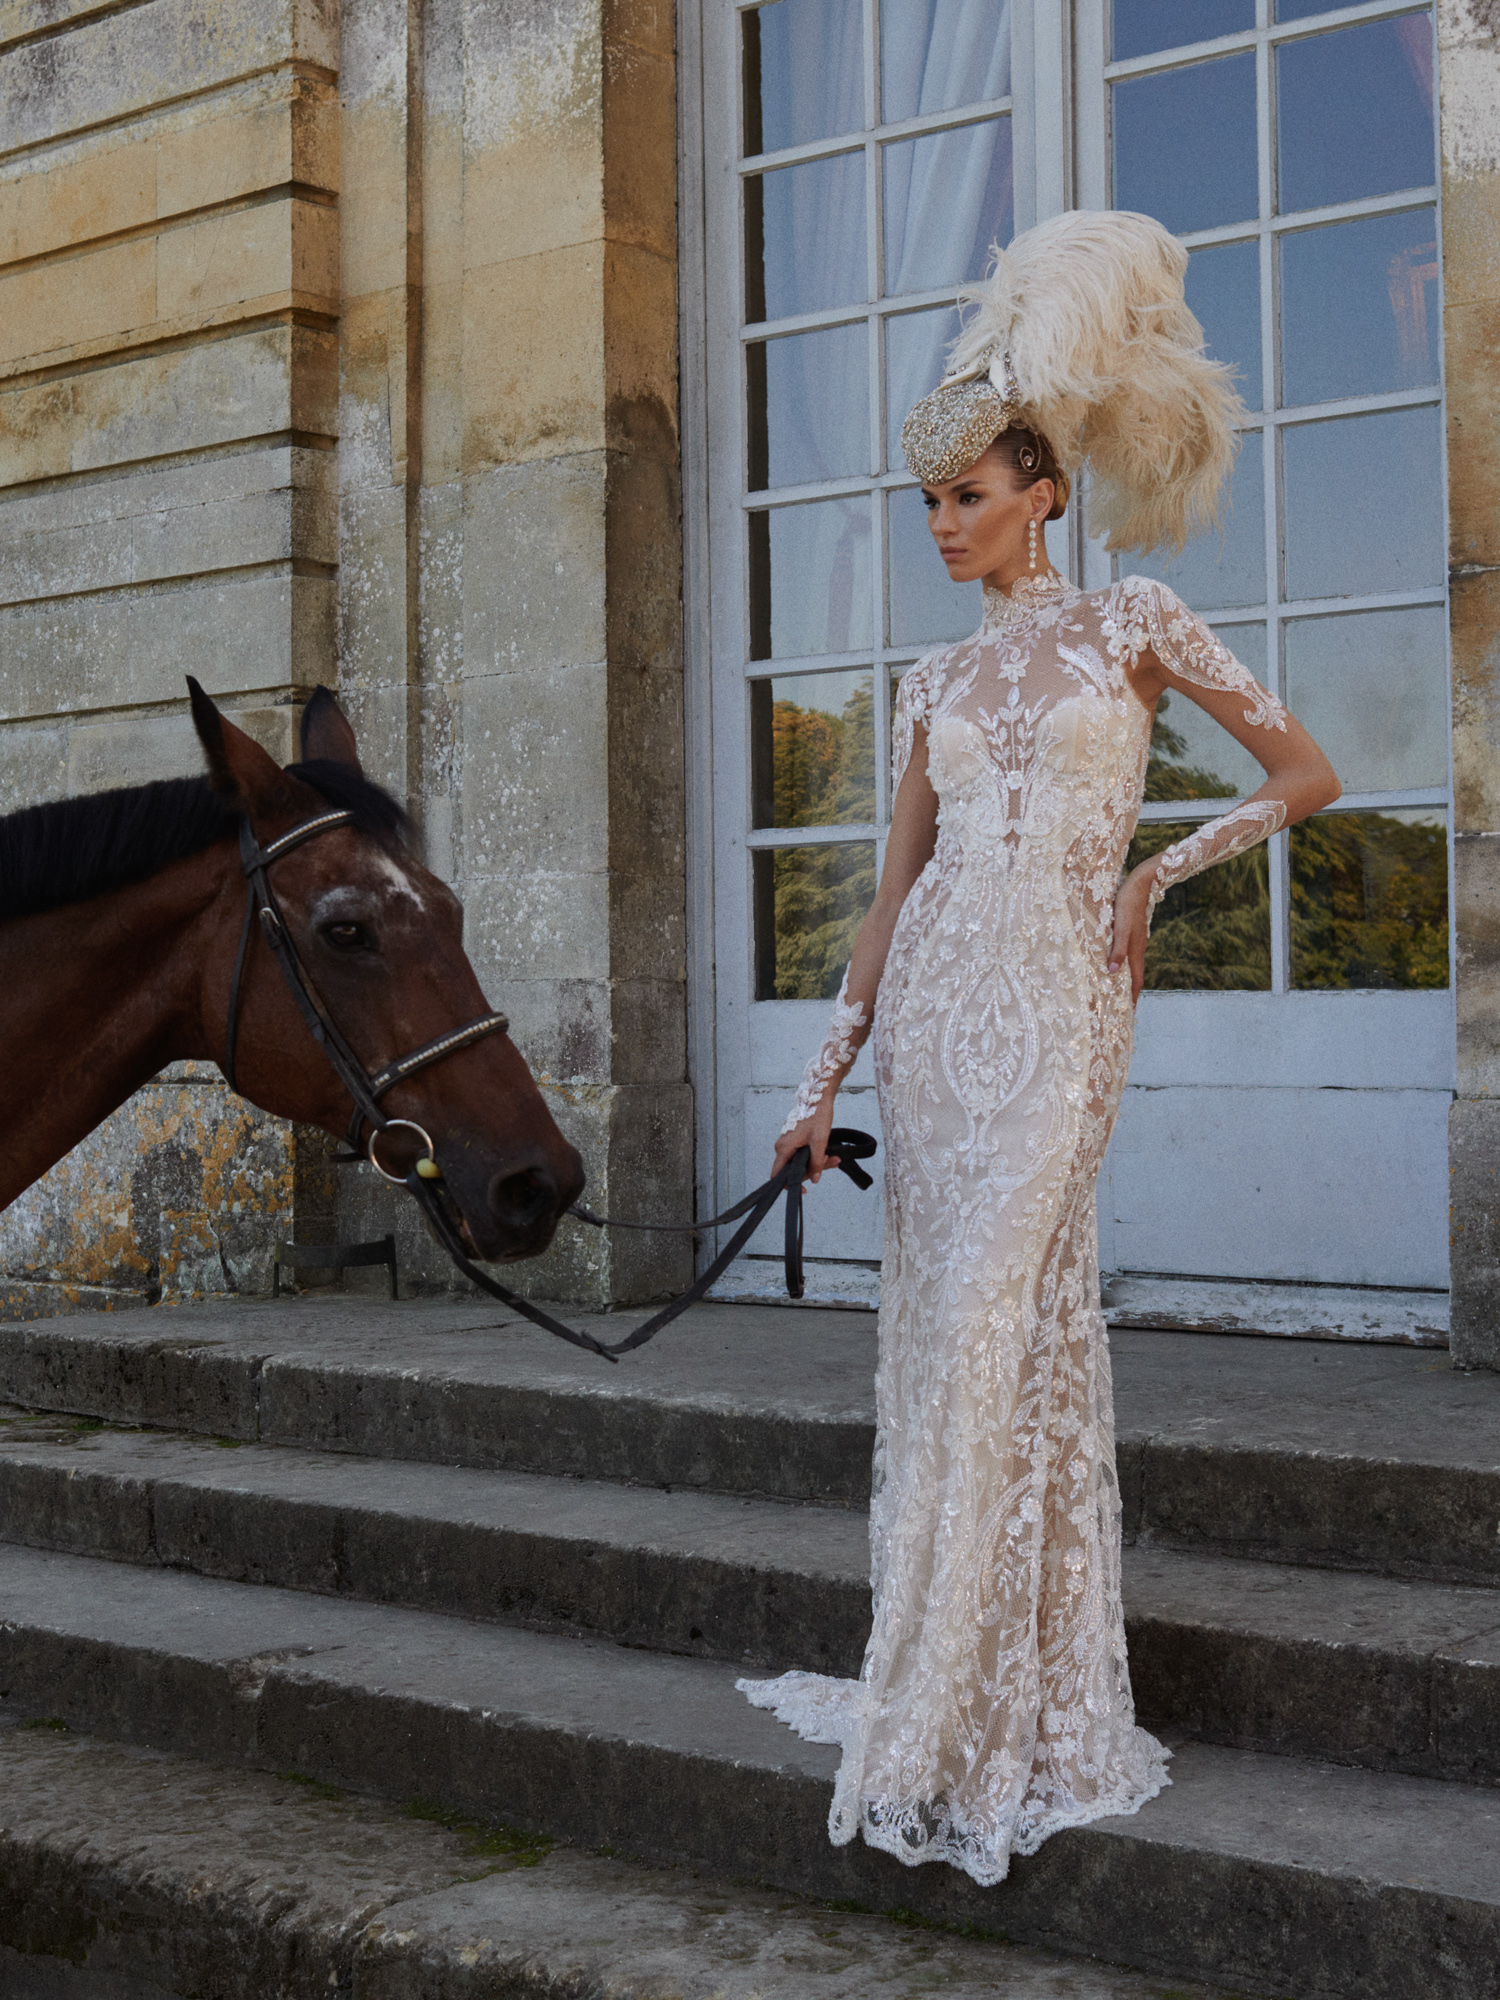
0, 765, 407, 925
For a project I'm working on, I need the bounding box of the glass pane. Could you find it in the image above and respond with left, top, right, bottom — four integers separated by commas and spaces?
885, 305, 961, 468
888, 485, 980, 644
1113, 0, 1253, 60
882, 0, 1011, 122
1126, 818, 1272, 990
1284, 607, 1448, 794
1277, 16, 1435, 214
1186, 240, 1261, 411
1132, 429, 1265, 612
748, 497, 873, 659
749, 153, 866, 322
1279, 209, 1439, 407
749, 324, 869, 489
743, 0, 864, 155
754, 842, 878, 998
883, 117, 1013, 297
1291, 809, 1449, 988
1282, 406, 1443, 602
1112, 53, 1257, 235
1146, 623, 1269, 803
751, 670, 876, 828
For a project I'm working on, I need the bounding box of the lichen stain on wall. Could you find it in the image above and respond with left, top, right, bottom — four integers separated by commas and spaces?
0, 1067, 296, 1301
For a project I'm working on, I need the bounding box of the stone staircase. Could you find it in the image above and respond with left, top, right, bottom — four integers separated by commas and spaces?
0, 1294, 1497, 1999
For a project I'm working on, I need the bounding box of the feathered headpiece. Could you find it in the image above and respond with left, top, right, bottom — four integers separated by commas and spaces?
899, 209, 1245, 554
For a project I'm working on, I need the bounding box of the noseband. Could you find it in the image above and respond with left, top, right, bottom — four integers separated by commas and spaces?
223, 810, 509, 1160
223, 806, 877, 1363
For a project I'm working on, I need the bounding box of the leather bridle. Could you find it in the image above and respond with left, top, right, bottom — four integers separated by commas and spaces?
222, 805, 876, 1362
223, 810, 509, 1163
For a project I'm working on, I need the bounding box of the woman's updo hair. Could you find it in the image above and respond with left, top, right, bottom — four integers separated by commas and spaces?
987, 426, 1070, 520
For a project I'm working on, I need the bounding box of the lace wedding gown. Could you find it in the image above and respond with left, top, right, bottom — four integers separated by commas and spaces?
739, 570, 1288, 1887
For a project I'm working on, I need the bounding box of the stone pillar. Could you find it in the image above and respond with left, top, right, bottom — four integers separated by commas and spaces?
1443, 0, 1500, 1367
331, 0, 691, 1306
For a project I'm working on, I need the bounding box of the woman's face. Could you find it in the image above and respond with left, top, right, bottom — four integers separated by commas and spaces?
923, 447, 1052, 585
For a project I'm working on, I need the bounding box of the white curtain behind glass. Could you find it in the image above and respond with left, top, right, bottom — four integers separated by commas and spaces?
757, 0, 1011, 659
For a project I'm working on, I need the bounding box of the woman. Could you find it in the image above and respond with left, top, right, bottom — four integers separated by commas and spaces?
737, 210, 1340, 1887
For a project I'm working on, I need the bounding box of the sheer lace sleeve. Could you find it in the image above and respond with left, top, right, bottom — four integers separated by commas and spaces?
1110, 577, 1289, 735
781, 967, 869, 1131
892, 655, 936, 793
781, 657, 938, 1135
1144, 798, 1287, 924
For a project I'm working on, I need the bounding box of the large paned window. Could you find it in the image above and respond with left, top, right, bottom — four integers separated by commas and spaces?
737, 0, 1026, 998
1081, 0, 1447, 993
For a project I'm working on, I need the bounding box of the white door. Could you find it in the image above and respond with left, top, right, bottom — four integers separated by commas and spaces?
689, 0, 1453, 1296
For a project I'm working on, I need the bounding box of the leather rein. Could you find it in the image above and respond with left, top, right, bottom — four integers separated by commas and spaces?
222, 807, 876, 1362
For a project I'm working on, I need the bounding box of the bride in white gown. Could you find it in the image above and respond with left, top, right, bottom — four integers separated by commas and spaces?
737, 211, 1341, 1888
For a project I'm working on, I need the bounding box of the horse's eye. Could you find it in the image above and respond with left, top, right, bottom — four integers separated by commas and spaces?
322, 920, 372, 953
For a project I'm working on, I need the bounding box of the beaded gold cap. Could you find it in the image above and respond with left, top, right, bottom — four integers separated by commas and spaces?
900, 354, 1022, 483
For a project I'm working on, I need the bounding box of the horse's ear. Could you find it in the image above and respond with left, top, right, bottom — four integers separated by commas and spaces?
187, 677, 287, 808
300, 686, 362, 772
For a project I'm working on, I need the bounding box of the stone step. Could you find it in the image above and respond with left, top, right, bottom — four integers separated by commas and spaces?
4, 1297, 1500, 1581
0, 1542, 1495, 2000
0, 1706, 1236, 2000
1, 1413, 1497, 1786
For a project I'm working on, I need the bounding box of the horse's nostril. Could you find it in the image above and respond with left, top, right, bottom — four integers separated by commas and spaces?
489, 1165, 557, 1229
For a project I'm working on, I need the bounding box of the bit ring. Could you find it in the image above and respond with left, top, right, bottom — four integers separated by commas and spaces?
368, 1119, 437, 1185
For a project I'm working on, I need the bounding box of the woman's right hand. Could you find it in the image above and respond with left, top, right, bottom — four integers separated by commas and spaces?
772, 1094, 840, 1184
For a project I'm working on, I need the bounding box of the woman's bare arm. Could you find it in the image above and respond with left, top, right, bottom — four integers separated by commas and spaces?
772, 730, 940, 1180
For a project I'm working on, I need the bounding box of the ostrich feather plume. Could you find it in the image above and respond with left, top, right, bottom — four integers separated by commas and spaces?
943, 209, 1246, 555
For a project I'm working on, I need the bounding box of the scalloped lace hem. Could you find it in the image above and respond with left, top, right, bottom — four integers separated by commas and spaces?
736, 1670, 864, 1748
738, 1673, 1172, 1889
841, 1734, 1173, 1889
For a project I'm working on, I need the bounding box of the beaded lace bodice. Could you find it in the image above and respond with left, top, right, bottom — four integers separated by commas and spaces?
743, 574, 1289, 1886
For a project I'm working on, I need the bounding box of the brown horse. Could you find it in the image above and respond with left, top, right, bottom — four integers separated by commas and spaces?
0, 682, 583, 1263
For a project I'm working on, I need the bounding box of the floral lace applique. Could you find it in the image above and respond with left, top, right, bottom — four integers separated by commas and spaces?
1146, 799, 1287, 924
781, 968, 869, 1134
1105, 576, 1288, 734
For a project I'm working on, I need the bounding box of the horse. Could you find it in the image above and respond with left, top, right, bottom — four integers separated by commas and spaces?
0, 680, 584, 1265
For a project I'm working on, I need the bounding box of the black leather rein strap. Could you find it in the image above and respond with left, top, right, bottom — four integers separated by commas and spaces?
222, 804, 877, 1363
402, 1128, 878, 1361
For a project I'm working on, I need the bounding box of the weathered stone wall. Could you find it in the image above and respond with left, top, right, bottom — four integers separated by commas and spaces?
0, 0, 688, 1310
1442, 0, 1500, 1367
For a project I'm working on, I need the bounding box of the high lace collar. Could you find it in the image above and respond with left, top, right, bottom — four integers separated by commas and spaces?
982, 569, 1074, 632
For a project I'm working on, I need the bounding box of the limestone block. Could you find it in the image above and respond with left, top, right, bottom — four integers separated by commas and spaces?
459, 659, 610, 879
1438, 2, 1500, 179
338, 288, 397, 491
157, 85, 339, 218
0, 0, 337, 156
417, 479, 464, 684
0, 238, 154, 368
0, 375, 71, 484
338, 480, 409, 693
482, 973, 612, 1083
0, 1069, 301, 1297
609, 975, 688, 1085
64, 697, 298, 797
0, 141, 155, 264
461, 455, 607, 674
1444, 299, 1500, 572
1450, 1094, 1500, 1369
602, 15, 676, 263
1438, 169, 1500, 310
0, 715, 66, 811
462, 241, 608, 471
463, 868, 611, 986
0, 440, 318, 540
609, 867, 686, 987
1454, 829, 1500, 1096
38, 326, 336, 478
1449, 569, 1500, 832
458, 0, 603, 272
340, 104, 410, 303
0, 567, 332, 718
0, 477, 318, 603
157, 196, 338, 320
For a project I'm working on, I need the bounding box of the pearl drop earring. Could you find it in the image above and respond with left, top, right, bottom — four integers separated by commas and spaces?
1028, 517, 1038, 572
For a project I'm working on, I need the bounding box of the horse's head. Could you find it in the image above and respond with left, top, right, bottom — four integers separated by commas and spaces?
188, 680, 584, 1263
